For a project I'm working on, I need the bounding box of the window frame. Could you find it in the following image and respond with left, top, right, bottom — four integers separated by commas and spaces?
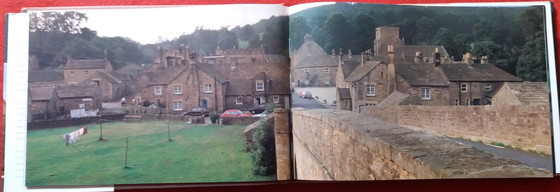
366, 85, 375, 96
154, 86, 162, 95
172, 101, 182, 111
256, 81, 265, 91
204, 84, 213, 93
421, 88, 430, 100
236, 97, 243, 105
461, 83, 468, 92
173, 85, 182, 95
484, 83, 492, 91
324, 67, 330, 73
70, 71, 75, 76
304, 68, 309, 73
273, 96, 280, 103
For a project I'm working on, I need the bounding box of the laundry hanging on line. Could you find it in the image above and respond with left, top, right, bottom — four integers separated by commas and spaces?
64, 126, 88, 146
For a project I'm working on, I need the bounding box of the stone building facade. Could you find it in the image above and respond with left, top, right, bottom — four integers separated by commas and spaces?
56, 83, 102, 116
29, 86, 59, 120
63, 58, 113, 84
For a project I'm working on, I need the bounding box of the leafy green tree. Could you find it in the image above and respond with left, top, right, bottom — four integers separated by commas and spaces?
516, 7, 546, 82
350, 14, 376, 53
261, 16, 289, 54
289, 16, 311, 50
239, 24, 256, 41
218, 28, 239, 49
248, 34, 263, 48
250, 119, 276, 176
414, 16, 436, 44
323, 13, 350, 53
30, 11, 88, 33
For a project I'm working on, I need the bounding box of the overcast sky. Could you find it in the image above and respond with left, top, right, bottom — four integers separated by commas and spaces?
28, 3, 334, 44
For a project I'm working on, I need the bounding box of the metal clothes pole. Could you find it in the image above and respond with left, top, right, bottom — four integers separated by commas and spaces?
124, 137, 129, 168
98, 120, 104, 141
167, 120, 172, 141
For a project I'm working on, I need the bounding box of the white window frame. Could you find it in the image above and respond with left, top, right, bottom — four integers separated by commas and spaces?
324, 67, 330, 73
453, 99, 459, 106
256, 81, 264, 91
236, 97, 243, 105
273, 96, 280, 103
173, 85, 182, 95
366, 85, 375, 96
466, 99, 471, 106
70, 71, 75, 76
421, 88, 430, 100
154, 86, 162, 95
304, 68, 309, 73
461, 83, 468, 92
84, 71, 89, 76
173, 101, 182, 111
204, 84, 213, 93
484, 83, 492, 91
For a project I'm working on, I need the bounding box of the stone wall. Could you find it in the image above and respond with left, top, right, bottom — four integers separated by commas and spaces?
222, 116, 260, 125
292, 108, 550, 180
27, 114, 125, 130
360, 105, 552, 154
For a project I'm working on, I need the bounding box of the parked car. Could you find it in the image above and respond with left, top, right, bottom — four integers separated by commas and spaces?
302, 91, 313, 99
248, 104, 266, 114
252, 111, 269, 118
183, 107, 210, 117
220, 109, 253, 118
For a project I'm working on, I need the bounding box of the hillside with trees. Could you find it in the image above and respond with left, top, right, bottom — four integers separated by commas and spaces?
289, 3, 547, 81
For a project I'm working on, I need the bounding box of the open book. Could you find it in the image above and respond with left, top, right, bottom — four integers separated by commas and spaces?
4, 2, 559, 191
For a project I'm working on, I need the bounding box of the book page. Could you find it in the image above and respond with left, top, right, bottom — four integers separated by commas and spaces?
287, 1, 558, 180
5, 4, 290, 189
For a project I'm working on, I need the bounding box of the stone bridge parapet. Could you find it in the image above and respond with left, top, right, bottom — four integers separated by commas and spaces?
292, 108, 550, 180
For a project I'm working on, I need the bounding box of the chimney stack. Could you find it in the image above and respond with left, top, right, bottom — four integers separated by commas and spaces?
433, 48, 441, 67
387, 45, 395, 64
481, 56, 488, 64
348, 49, 352, 58
415, 52, 423, 63
339, 48, 343, 64
463, 53, 473, 65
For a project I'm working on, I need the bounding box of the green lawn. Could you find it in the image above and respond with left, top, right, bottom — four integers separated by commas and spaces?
26, 121, 275, 186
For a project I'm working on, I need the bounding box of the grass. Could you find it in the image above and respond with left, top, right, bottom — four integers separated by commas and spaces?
26, 121, 275, 186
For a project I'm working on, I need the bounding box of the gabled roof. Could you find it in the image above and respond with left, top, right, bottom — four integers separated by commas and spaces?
497, 82, 549, 105
337, 88, 351, 100
345, 61, 383, 82
64, 59, 110, 70
148, 65, 189, 85
395, 63, 448, 86
29, 86, 56, 101
194, 63, 228, 83
377, 91, 410, 106
440, 63, 523, 82
340, 61, 360, 79
28, 70, 64, 83
108, 71, 129, 81
96, 72, 119, 83
56, 83, 100, 98
116, 64, 143, 74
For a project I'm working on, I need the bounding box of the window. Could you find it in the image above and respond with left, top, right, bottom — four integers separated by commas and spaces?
173, 101, 182, 111
236, 97, 243, 105
154, 86, 162, 95
461, 83, 468, 92
304, 68, 309, 73
84, 71, 89, 76
484, 84, 492, 91
324, 67, 330, 73
366, 85, 375, 96
256, 81, 264, 91
453, 99, 459, 106
93, 79, 100, 86
421, 88, 430, 99
173, 85, 182, 94
466, 99, 471, 106
70, 71, 75, 76
304, 80, 310, 85
273, 96, 280, 103
204, 84, 213, 93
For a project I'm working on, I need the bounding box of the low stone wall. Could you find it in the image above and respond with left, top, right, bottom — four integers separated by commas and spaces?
27, 114, 125, 130
360, 105, 551, 154
222, 116, 261, 125
292, 108, 550, 180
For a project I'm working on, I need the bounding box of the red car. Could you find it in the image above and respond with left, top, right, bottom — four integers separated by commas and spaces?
220, 109, 253, 118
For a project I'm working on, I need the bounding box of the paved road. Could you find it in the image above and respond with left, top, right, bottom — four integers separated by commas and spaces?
448, 138, 553, 171
292, 92, 328, 109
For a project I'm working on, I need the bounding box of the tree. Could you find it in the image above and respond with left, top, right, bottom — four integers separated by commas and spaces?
250, 119, 276, 176
323, 13, 350, 53
261, 16, 289, 54
30, 11, 88, 33
350, 14, 376, 53
516, 7, 546, 82
239, 24, 256, 41
289, 16, 311, 50
414, 16, 436, 44
218, 28, 239, 50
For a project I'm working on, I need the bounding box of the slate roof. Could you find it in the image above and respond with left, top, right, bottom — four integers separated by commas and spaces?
116, 64, 143, 75
194, 63, 228, 83
56, 83, 100, 98
395, 63, 448, 86
225, 79, 252, 96
29, 86, 56, 101
96, 72, 119, 83
377, 91, 410, 106
148, 65, 189, 85
295, 55, 338, 68
345, 61, 383, 82
440, 63, 523, 82
501, 82, 549, 105
337, 88, 351, 100
340, 61, 360, 79
64, 59, 110, 70
28, 70, 64, 83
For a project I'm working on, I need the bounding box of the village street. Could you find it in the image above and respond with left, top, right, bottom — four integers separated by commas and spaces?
291, 92, 329, 109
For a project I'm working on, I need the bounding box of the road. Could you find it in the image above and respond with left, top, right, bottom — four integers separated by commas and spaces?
292, 92, 328, 109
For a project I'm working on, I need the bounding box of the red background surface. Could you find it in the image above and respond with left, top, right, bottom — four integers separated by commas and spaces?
2, 0, 560, 191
